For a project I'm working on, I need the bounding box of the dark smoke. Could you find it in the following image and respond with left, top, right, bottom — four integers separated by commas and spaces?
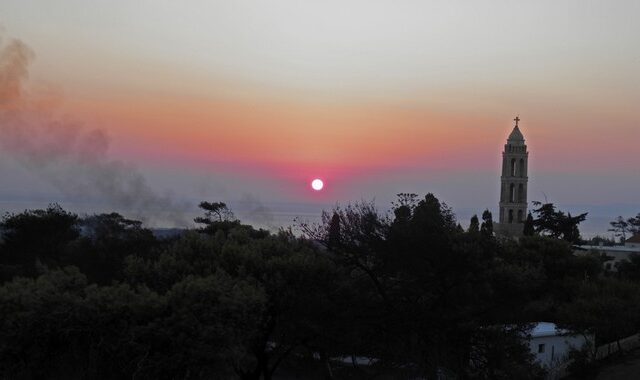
0, 35, 190, 226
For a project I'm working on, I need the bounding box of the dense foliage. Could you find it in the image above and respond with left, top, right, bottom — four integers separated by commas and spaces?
0, 197, 638, 379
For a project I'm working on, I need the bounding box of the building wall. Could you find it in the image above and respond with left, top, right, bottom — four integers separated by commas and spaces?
494, 222, 524, 238
529, 334, 589, 368
574, 246, 640, 271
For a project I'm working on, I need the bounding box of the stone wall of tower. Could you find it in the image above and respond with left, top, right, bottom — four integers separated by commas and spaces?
497, 123, 528, 237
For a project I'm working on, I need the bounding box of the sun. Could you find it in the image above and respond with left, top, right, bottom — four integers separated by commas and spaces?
311, 178, 324, 191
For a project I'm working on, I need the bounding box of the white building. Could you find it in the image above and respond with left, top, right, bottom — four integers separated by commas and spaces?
574, 235, 640, 270
626, 234, 640, 249
528, 322, 591, 369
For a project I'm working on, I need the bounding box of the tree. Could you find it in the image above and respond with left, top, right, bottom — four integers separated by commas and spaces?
499, 235, 602, 322
66, 213, 157, 284
383, 194, 543, 378
300, 200, 388, 302
562, 213, 583, 244
0, 267, 264, 379
609, 216, 631, 242
327, 212, 341, 249
214, 230, 346, 380
194, 201, 240, 235
0, 204, 79, 280
128, 221, 346, 380
469, 214, 480, 234
305, 194, 543, 378
480, 209, 494, 238
2, 195, 614, 379
160, 273, 266, 379
194, 201, 235, 223
616, 254, 640, 281
629, 213, 640, 236
523, 213, 535, 236
557, 278, 640, 348
530, 202, 587, 243
469, 325, 546, 380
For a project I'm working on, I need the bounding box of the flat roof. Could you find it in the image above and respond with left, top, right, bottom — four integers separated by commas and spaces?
576, 245, 640, 253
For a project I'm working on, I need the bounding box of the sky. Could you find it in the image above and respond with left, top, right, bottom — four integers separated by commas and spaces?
0, 0, 639, 235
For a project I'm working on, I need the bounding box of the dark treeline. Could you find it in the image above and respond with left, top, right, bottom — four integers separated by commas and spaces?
1, 195, 639, 379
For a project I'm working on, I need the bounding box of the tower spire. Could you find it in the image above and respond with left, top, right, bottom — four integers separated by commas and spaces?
497, 117, 528, 237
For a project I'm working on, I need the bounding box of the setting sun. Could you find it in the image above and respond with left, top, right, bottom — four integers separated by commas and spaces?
311, 178, 324, 191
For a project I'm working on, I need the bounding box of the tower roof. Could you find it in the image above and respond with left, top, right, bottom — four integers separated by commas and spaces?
508, 125, 525, 142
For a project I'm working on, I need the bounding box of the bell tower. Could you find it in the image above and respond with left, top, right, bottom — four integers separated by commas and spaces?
498, 116, 528, 235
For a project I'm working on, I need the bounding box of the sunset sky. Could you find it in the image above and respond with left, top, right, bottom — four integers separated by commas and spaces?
1, 1, 638, 234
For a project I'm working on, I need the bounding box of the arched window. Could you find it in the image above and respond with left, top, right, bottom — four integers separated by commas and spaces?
517, 210, 523, 222
510, 183, 515, 202
508, 209, 514, 223
518, 184, 524, 202
519, 159, 525, 177
511, 159, 516, 176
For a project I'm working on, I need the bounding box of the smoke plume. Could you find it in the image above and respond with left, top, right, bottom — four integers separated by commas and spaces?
235, 194, 275, 229
0, 35, 189, 226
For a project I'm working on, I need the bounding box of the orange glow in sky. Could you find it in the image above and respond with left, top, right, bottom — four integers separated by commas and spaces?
0, 0, 638, 229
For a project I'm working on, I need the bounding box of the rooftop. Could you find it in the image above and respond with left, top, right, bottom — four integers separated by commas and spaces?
576, 245, 640, 253
532, 322, 556, 337
530, 322, 568, 338
627, 235, 640, 244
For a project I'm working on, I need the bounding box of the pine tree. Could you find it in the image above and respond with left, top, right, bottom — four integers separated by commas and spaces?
468, 215, 480, 234
523, 213, 535, 236
327, 212, 341, 249
480, 209, 494, 237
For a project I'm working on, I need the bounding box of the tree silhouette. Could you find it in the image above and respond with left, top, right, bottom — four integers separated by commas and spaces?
194, 201, 240, 235
608, 216, 631, 242
480, 209, 494, 237
530, 201, 587, 243
628, 213, 640, 236
523, 213, 535, 236
0, 204, 79, 279
469, 214, 480, 234
194, 201, 235, 223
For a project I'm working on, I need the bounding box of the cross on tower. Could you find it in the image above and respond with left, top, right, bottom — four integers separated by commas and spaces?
514, 115, 520, 127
